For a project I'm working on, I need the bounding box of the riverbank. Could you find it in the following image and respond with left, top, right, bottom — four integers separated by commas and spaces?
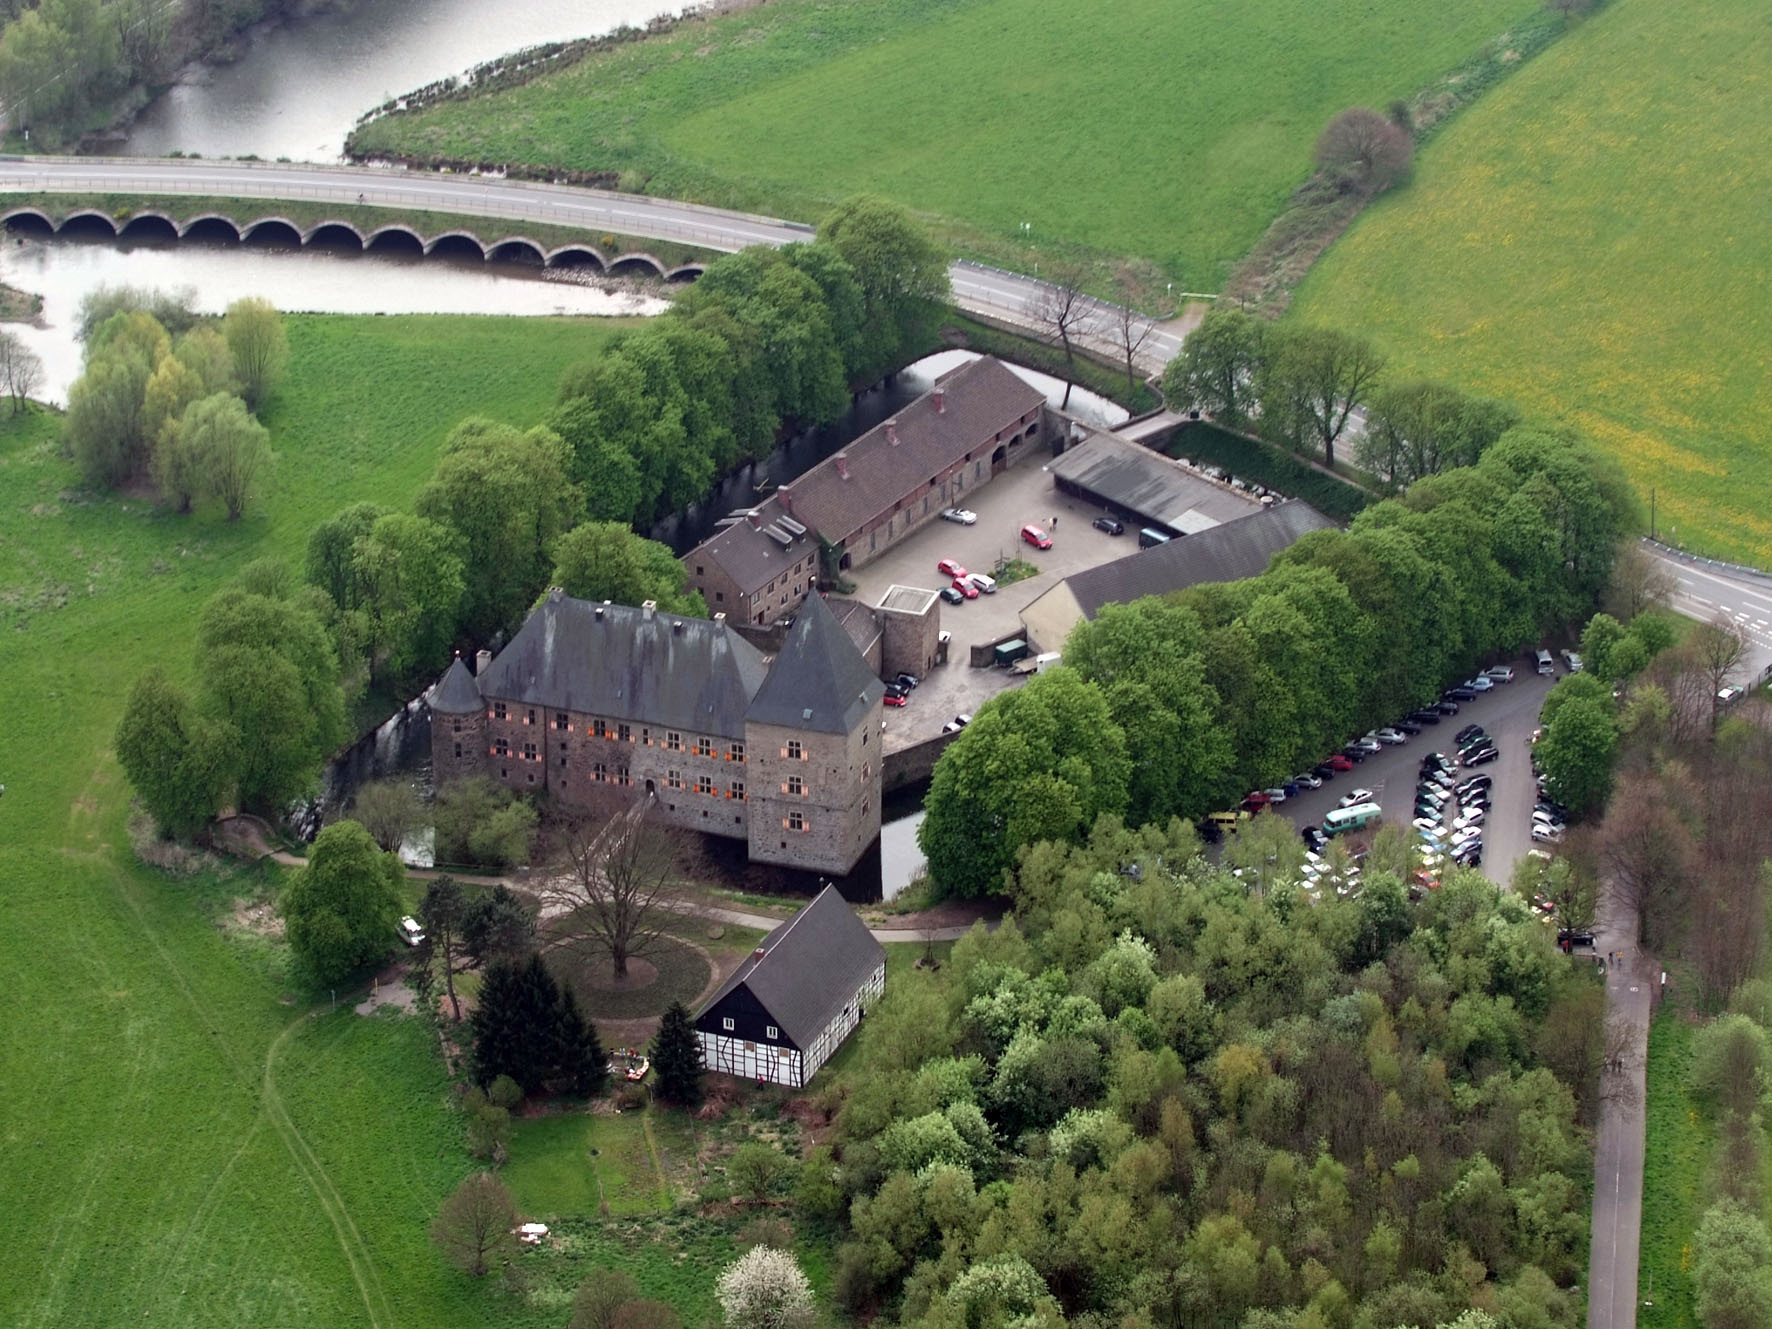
0, 281, 42, 322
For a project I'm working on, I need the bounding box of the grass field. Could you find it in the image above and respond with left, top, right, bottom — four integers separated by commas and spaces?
1289, 0, 1772, 565
347, 0, 1538, 291
0, 312, 638, 1327
1639, 1011, 1708, 1329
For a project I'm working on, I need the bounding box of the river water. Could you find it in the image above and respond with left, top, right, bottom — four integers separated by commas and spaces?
121, 0, 685, 162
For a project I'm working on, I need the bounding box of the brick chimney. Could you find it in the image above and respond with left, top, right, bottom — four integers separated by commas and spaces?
777, 485, 794, 514
886, 419, 899, 445
475, 649, 492, 675
933, 389, 944, 414
747, 510, 761, 528
834, 454, 850, 480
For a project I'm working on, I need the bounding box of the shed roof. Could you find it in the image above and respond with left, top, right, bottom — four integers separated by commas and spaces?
478, 593, 768, 739
746, 594, 883, 736
777, 357, 1044, 544
696, 886, 885, 1048
1050, 431, 1263, 532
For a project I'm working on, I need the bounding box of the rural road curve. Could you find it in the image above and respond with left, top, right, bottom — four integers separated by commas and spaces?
0, 155, 1181, 372
1643, 541, 1772, 678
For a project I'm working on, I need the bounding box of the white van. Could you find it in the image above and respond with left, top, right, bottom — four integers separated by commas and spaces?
1534, 649, 1555, 676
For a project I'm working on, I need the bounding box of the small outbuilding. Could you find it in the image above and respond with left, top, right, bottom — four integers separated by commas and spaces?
695, 886, 886, 1087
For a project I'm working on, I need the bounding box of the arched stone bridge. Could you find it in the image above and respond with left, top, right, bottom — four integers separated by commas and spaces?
1, 204, 708, 281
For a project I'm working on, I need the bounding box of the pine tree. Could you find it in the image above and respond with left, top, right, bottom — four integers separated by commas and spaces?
650, 1001, 704, 1106
556, 984, 608, 1097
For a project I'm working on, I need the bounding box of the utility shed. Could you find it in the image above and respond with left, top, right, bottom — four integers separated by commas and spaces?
1049, 430, 1264, 535
695, 886, 886, 1087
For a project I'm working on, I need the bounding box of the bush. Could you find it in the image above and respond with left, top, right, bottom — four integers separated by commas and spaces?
570, 1268, 640, 1329
1167, 421, 1370, 521
737, 1215, 796, 1253
715, 1246, 815, 1329
487, 1074, 525, 1112
728, 1142, 795, 1205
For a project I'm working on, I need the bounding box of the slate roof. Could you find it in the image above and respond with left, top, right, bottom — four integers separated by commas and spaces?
745, 594, 883, 735
697, 886, 885, 1049
776, 356, 1045, 545
689, 494, 816, 597
478, 592, 769, 739
1065, 501, 1338, 620
1050, 430, 1263, 533
429, 655, 483, 714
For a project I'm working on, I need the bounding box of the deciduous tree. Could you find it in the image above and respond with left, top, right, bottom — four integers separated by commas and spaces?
571, 1269, 641, 1329
351, 511, 465, 686
1161, 307, 1266, 427
221, 296, 288, 410
430, 1171, 517, 1277
280, 819, 405, 987
550, 522, 705, 617
1258, 325, 1385, 469
419, 874, 469, 1020
1030, 265, 1096, 407
180, 391, 273, 520
114, 669, 233, 839
352, 778, 424, 854
0, 328, 42, 414
819, 195, 949, 382
1314, 107, 1414, 194
544, 794, 686, 980
716, 1246, 815, 1329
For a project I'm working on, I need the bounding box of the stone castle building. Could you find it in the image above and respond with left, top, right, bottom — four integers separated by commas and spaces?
429, 590, 885, 875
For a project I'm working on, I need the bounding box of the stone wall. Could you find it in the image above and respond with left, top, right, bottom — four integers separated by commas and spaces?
883, 731, 958, 793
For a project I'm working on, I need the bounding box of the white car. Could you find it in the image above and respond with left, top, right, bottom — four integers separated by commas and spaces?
1339, 788, 1376, 808
1412, 816, 1442, 836
1372, 728, 1408, 745
1454, 807, 1487, 828
1262, 786, 1289, 803
1465, 676, 1495, 692
1352, 736, 1383, 754
1293, 772, 1323, 790
1531, 824, 1565, 844
399, 916, 426, 947
1484, 666, 1516, 683
940, 507, 978, 525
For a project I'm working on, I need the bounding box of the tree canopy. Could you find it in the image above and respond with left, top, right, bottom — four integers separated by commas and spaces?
280, 819, 405, 987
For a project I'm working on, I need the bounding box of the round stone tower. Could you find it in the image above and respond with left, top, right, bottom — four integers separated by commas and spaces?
428, 653, 486, 786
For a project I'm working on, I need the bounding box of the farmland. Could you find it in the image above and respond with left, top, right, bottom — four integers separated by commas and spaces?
0, 313, 632, 1327
1290, 0, 1772, 565
347, 0, 1539, 292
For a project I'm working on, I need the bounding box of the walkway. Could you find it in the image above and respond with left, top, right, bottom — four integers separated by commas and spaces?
0, 155, 1181, 373
1587, 884, 1654, 1329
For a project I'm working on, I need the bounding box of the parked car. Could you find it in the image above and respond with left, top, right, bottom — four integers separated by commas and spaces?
939, 585, 965, 605
1562, 650, 1584, 673
1435, 699, 1462, 715
1409, 708, 1443, 726
937, 557, 967, 578
1461, 745, 1499, 768
1465, 675, 1495, 692
1263, 787, 1290, 803
883, 690, 907, 707
1293, 772, 1323, 790
1352, 736, 1383, 754
1338, 788, 1377, 809
1421, 751, 1453, 771
1301, 825, 1328, 851
894, 672, 920, 690
1719, 685, 1747, 705
1372, 728, 1408, 745
1340, 745, 1369, 763
1325, 753, 1355, 772
1454, 805, 1488, 827
951, 577, 980, 599
1444, 685, 1478, 701
1558, 928, 1596, 950
1454, 724, 1484, 744
940, 507, 978, 525
1457, 730, 1492, 752
1394, 720, 1423, 736
1531, 824, 1564, 844
963, 572, 996, 595
1451, 843, 1483, 867
1412, 816, 1442, 836
1021, 524, 1053, 550
1484, 665, 1516, 683
1242, 792, 1272, 813
941, 714, 973, 734
1458, 774, 1493, 793
399, 916, 426, 947
1092, 515, 1125, 536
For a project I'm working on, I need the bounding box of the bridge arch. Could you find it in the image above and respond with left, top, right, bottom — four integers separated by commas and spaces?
306, 221, 366, 250
487, 237, 545, 265
607, 252, 666, 279
426, 230, 487, 261
666, 263, 705, 283
60, 210, 120, 239
545, 244, 607, 270
180, 214, 242, 243
117, 211, 180, 242
243, 217, 302, 246
365, 224, 424, 254
2, 207, 55, 236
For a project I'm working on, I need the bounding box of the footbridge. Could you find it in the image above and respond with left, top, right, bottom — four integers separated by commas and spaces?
0, 155, 1185, 367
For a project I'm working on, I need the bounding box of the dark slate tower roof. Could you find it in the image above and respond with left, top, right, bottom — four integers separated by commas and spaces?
696, 886, 886, 1048
479, 593, 769, 740
745, 594, 883, 735
429, 655, 483, 714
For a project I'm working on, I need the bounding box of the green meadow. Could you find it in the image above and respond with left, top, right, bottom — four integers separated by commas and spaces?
348, 0, 1537, 291
1290, 0, 1772, 565
0, 313, 636, 1328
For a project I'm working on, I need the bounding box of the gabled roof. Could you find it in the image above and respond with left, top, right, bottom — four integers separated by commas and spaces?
697, 886, 885, 1048
687, 494, 816, 596
1065, 501, 1338, 620
1050, 430, 1263, 532
776, 356, 1045, 544
745, 594, 883, 735
478, 593, 769, 739
429, 654, 483, 715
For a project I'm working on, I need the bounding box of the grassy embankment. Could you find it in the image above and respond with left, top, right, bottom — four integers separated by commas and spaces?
346, 0, 1537, 294
1639, 1010, 1708, 1329
0, 192, 717, 270
1290, 0, 1772, 566
0, 313, 646, 1329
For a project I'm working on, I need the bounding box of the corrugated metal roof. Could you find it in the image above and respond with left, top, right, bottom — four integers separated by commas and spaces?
1050, 431, 1263, 532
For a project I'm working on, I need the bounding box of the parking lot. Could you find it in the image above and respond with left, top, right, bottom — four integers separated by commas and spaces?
845, 449, 1138, 749
1272, 665, 1559, 886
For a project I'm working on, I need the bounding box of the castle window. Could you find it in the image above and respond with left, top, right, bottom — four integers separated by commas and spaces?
785, 740, 804, 761
523, 742, 537, 761
452, 719, 462, 733
730, 781, 745, 801
453, 743, 462, 758
787, 775, 805, 797
695, 737, 713, 759
618, 723, 632, 743
553, 713, 569, 731
559, 741, 567, 752
667, 731, 682, 751
728, 741, 746, 763
787, 811, 808, 832
493, 738, 510, 757
526, 708, 536, 726
667, 770, 683, 790
696, 774, 713, 796
593, 762, 608, 782
862, 762, 871, 780
493, 702, 507, 720
617, 766, 632, 787
715, 591, 724, 602
641, 727, 652, 746
592, 718, 608, 738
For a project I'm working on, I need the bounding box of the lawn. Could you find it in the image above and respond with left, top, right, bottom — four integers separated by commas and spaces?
1639, 1011, 1708, 1329
505, 1110, 675, 1218
1289, 0, 1772, 565
347, 0, 1538, 291
0, 311, 638, 1328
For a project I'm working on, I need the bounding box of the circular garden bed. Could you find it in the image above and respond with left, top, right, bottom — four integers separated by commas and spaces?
548, 935, 712, 1021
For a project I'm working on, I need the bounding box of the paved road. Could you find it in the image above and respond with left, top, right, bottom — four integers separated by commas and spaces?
1587, 891, 1653, 1329
0, 155, 1179, 372
1644, 541, 1772, 677
1273, 667, 1557, 887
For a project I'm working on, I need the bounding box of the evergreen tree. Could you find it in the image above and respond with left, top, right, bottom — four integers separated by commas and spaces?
650, 1001, 704, 1106
556, 984, 608, 1097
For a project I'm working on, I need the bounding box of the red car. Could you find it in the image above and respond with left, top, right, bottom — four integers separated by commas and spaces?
1325, 753, 1355, 772
951, 576, 980, 599
883, 691, 907, 707
1241, 791, 1272, 813
937, 557, 967, 578
1021, 524, 1052, 550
